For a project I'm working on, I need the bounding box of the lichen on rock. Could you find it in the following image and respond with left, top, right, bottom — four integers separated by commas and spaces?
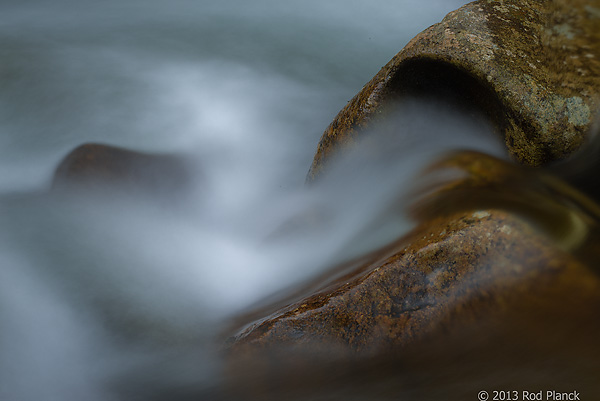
308, 0, 600, 180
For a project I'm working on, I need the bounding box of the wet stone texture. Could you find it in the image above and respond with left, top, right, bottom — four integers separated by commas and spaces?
307, 0, 600, 179
223, 1, 600, 397
410, 150, 600, 256
225, 209, 600, 399
227, 211, 600, 353
224, 152, 600, 398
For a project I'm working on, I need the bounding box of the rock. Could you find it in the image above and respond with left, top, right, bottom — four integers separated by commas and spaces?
224, 211, 600, 399
307, 0, 600, 180
228, 214, 599, 352
222, 1, 600, 396
51, 143, 195, 202
230, 152, 600, 351
409, 150, 600, 256
224, 152, 600, 399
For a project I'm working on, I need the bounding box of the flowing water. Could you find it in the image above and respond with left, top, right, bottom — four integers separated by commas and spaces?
1, 1, 595, 400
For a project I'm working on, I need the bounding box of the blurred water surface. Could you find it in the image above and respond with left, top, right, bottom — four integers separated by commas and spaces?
0, 1, 508, 399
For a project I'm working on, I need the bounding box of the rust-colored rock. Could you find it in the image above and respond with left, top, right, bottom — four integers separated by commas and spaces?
228, 211, 600, 349
224, 152, 600, 399
308, 0, 600, 180
223, 2, 600, 396
51, 143, 194, 200
231, 152, 600, 350
225, 210, 600, 399
410, 150, 600, 256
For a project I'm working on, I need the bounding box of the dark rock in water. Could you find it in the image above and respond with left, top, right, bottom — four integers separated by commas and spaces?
224, 152, 600, 399
51, 143, 195, 202
307, 0, 600, 180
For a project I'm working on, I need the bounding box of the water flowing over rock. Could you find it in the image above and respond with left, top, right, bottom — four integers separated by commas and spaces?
307, 0, 600, 180
230, 206, 599, 347
226, 0, 600, 348
223, 0, 600, 385
224, 152, 600, 399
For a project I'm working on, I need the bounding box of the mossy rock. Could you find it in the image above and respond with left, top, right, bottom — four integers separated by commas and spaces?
308, 0, 600, 180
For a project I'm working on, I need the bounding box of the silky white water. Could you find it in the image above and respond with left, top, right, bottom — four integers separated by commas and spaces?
0, 1, 516, 399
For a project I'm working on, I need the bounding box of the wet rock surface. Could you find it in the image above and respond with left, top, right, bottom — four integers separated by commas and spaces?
410, 151, 600, 256
41, 1, 599, 398
308, 0, 600, 179
224, 152, 600, 399
224, 207, 600, 399
228, 210, 600, 353
232, 212, 566, 348
223, 3, 600, 397
51, 143, 195, 201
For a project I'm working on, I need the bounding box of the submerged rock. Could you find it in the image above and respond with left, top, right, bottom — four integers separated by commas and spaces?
308, 0, 600, 179
51, 143, 195, 202
224, 152, 600, 399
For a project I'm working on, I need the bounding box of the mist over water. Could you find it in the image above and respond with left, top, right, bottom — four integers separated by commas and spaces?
0, 0, 533, 399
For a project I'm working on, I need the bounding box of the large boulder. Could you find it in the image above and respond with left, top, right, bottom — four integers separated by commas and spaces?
308, 0, 600, 180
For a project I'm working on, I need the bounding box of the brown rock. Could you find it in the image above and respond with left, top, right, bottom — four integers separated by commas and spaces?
228, 212, 600, 350
410, 150, 600, 256
222, 1, 600, 395
51, 143, 195, 200
308, 0, 600, 180
224, 152, 600, 399
230, 152, 600, 350
224, 210, 600, 399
